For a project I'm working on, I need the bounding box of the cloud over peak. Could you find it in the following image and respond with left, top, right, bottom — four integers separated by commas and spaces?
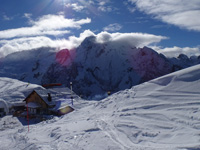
0, 29, 167, 57
95, 31, 167, 48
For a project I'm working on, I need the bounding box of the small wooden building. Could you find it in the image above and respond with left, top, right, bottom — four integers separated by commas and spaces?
23, 88, 74, 117
24, 89, 56, 115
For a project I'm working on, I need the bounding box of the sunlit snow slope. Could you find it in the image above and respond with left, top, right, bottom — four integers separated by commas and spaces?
0, 65, 200, 150
0, 77, 41, 103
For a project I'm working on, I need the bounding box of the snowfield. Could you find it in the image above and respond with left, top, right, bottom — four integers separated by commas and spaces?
1, 65, 200, 150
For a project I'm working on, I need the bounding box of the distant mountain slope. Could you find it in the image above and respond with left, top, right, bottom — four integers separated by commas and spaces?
0, 47, 56, 84
41, 36, 173, 98
0, 36, 200, 99
169, 54, 200, 71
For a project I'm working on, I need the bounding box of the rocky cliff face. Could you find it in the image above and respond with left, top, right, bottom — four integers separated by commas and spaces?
41, 36, 173, 98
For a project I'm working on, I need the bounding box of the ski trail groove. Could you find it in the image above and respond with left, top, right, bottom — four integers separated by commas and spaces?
96, 118, 133, 150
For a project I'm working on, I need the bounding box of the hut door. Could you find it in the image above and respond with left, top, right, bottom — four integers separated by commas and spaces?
36, 109, 40, 114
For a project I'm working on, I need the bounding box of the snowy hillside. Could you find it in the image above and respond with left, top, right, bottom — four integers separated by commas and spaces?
0, 77, 41, 103
1, 64, 200, 150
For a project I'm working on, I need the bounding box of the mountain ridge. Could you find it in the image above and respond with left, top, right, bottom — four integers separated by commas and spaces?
41, 36, 173, 98
1, 36, 200, 99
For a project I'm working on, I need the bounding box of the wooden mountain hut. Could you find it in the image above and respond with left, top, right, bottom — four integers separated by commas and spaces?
24, 89, 56, 115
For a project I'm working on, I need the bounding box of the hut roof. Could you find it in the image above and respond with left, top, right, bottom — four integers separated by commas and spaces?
34, 89, 55, 106
24, 87, 55, 106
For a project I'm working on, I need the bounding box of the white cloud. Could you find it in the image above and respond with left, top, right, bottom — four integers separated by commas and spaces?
95, 0, 111, 5
123, 1, 136, 13
98, 6, 112, 12
23, 13, 32, 20
97, 0, 118, 13
96, 31, 167, 48
3, 14, 13, 21
127, 7, 136, 13
32, 15, 91, 30
65, 0, 116, 14
99, 2, 107, 6
23, 13, 33, 24
0, 30, 167, 57
155, 46, 200, 58
0, 36, 69, 56
66, 3, 85, 12
0, 14, 91, 39
0, 30, 95, 56
0, 14, 91, 57
129, 0, 200, 31
0, 27, 71, 39
103, 23, 122, 32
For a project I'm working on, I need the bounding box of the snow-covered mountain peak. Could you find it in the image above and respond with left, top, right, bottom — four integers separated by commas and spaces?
41, 39, 174, 98
1, 37, 200, 99
80, 35, 96, 46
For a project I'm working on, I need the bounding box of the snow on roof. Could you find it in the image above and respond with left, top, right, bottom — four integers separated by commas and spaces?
23, 87, 79, 110
11, 102, 25, 107
44, 87, 79, 111
51, 97, 72, 111
48, 87, 81, 100
48, 87, 71, 95
29, 87, 56, 106
25, 87, 75, 111
0, 77, 79, 111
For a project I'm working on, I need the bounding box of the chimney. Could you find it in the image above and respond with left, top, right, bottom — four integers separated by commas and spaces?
47, 93, 52, 102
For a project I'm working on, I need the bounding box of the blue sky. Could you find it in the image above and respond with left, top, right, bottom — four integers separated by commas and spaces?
0, 0, 200, 57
